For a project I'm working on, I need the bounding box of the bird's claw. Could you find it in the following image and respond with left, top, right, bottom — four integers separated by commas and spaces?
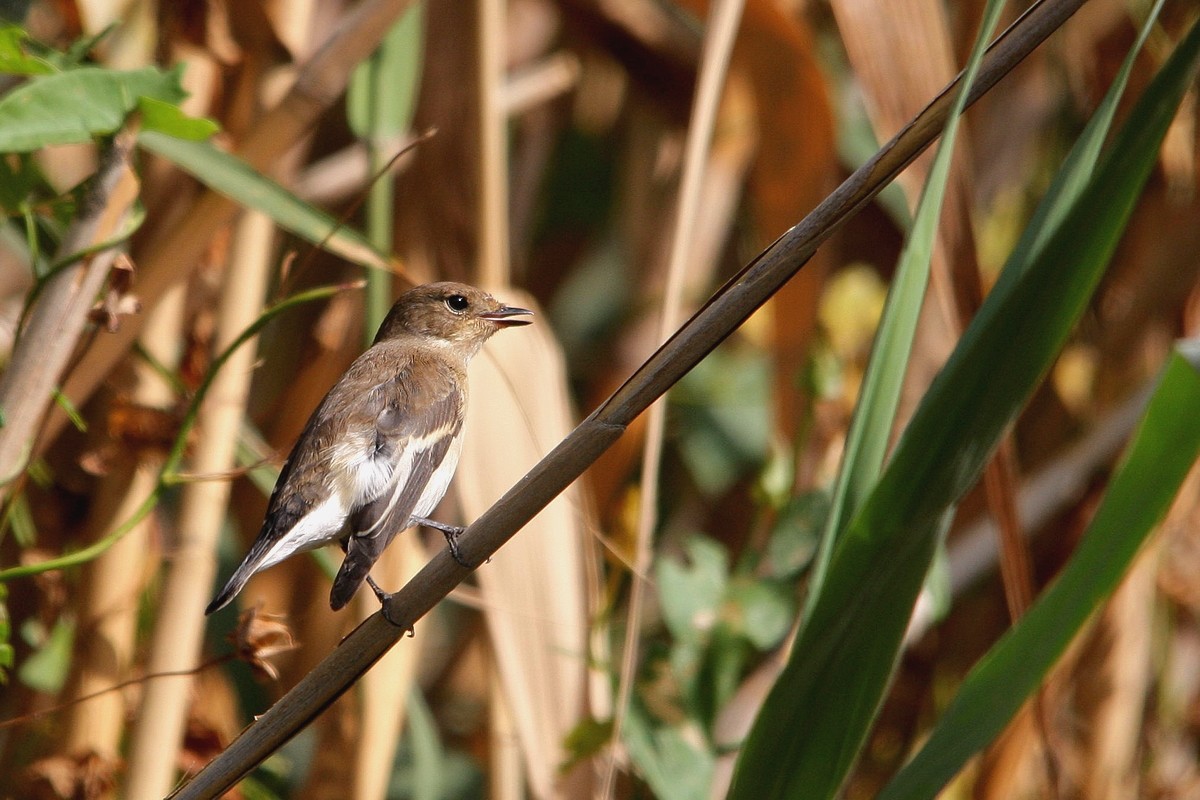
366, 575, 412, 632
443, 526, 472, 568
412, 516, 476, 568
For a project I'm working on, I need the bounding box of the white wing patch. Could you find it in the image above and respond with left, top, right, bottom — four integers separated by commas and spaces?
355, 425, 462, 537
413, 429, 464, 519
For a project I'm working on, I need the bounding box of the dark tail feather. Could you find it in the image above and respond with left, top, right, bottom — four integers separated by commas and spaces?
330, 534, 386, 610
206, 552, 265, 615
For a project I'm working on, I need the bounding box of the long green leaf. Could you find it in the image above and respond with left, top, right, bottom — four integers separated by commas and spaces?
728, 15, 1200, 799
807, 0, 1007, 607
878, 348, 1200, 799
137, 130, 395, 272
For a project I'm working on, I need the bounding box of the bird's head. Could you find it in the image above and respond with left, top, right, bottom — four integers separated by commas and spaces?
374, 282, 533, 351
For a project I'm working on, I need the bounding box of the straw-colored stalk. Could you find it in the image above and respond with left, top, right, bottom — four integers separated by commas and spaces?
607, 1, 745, 794
458, 293, 595, 798
489, 654, 523, 800
60, 287, 186, 760
0, 131, 139, 495
471, 1, 598, 794
352, 535, 427, 800
478, 0, 509, 288
122, 210, 277, 800
1074, 541, 1158, 799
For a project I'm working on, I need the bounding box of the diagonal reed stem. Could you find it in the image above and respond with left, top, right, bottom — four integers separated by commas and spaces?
169, 1, 1086, 796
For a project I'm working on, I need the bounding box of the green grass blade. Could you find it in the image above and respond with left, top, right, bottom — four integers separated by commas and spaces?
807, 0, 1008, 608
876, 348, 1200, 799
728, 15, 1200, 799
137, 130, 394, 272
348, 2, 424, 341
992, 0, 1165, 292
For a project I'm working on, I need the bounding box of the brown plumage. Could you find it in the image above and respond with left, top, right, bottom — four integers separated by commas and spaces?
206, 282, 532, 615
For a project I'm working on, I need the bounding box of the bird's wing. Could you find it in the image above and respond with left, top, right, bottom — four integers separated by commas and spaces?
329, 359, 464, 610
204, 379, 350, 615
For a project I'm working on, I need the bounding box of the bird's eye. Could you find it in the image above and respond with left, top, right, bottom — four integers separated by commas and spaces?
445, 295, 470, 313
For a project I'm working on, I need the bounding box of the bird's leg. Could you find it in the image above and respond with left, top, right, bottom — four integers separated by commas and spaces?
411, 516, 472, 568
365, 574, 392, 604
339, 539, 412, 631
363, 575, 412, 633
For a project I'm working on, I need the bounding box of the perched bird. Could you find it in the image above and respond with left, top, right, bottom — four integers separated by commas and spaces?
206, 282, 532, 616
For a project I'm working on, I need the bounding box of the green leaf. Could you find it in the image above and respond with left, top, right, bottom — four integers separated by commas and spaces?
406, 687, 446, 800
657, 536, 728, 646
764, 490, 826, 579
51, 387, 87, 433
4, 492, 36, 548
726, 579, 793, 651
0, 25, 56, 75
0, 65, 185, 151
728, 9, 1200, 799
562, 716, 615, 772
0, 153, 45, 212
623, 701, 715, 800
137, 95, 219, 141
807, 0, 1007, 609
137, 130, 393, 272
18, 616, 73, 693
878, 348, 1200, 799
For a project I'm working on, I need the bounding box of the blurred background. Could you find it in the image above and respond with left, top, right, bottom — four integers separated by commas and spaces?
1, 0, 1199, 798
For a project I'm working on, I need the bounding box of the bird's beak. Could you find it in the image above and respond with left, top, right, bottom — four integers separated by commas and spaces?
481, 306, 534, 327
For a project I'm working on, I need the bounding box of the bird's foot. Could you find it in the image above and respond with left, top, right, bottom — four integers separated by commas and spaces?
411, 516, 473, 568
366, 575, 413, 634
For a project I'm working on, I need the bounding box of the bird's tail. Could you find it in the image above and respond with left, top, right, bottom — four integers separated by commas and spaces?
205, 546, 270, 615
329, 533, 387, 610
206, 567, 250, 615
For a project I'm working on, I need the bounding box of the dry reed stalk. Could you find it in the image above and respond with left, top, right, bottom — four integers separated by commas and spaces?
502, 52, 581, 115
61, 288, 186, 760
46, 0, 421, 454
489, 656, 524, 800
352, 535, 427, 800
471, 2, 597, 793
458, 293, 593, 798
123, 211, 277, 800
1076, 543, 1158, 799
0, 130, 139, 496
169, 5, 1088, 794
607, 0, 745, 794
479, 0, 510, 288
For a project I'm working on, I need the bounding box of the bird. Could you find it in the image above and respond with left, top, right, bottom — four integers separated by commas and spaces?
205, 282, 532, 616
